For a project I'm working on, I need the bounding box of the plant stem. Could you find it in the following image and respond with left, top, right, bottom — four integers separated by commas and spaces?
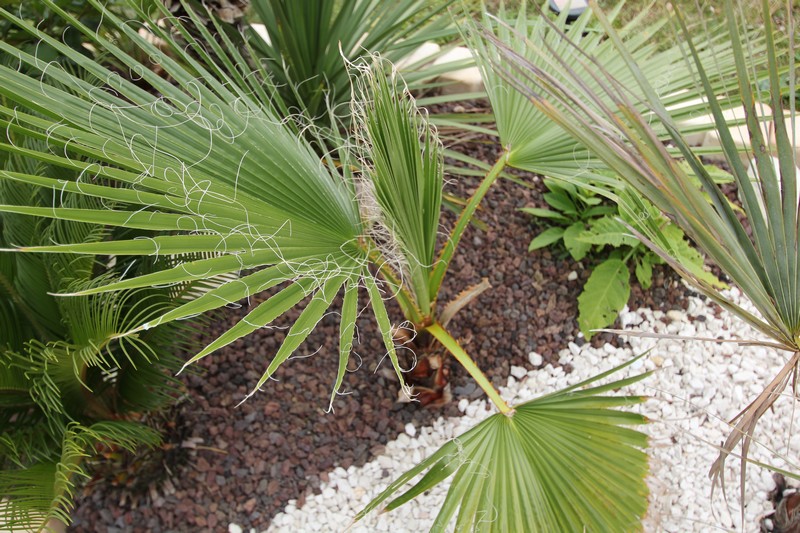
428, 154, 508, 304
622, 246, 638, 264
365, 244, 425, 324
427, 322, 513, 415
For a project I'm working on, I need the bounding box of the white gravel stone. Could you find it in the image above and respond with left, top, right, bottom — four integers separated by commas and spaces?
260, 288, 798, 532
228, 524, 243, 533
567, 270, 579, 281
457, 398, 469, 413
528, 351, 543, 367
510, 365, 527, 379
666, 309, 685, 322
404, 422, 416, 437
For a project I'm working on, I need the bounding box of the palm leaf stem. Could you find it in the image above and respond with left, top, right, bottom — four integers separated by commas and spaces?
427, 322, 512, 414
429, 154, 507, 305
366, 245, 424, 325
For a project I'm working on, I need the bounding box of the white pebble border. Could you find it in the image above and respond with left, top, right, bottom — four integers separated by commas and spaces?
232, 287, 799, 533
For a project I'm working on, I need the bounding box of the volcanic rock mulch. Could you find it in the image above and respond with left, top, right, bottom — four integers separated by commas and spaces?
70, 140, 693, 532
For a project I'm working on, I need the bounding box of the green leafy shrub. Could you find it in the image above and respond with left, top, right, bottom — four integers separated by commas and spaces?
521, 178, 615, 256
522, 180, 722, 337
0, 143, 200, 529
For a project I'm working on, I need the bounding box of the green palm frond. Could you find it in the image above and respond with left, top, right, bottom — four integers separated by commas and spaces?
246, 0, 456, 125
1, 282, 191, 528
0, 463, 62, 530
1, 109, 204, 531
465, 0, 768, 188
0, 180, 64, 344
0, 351, 35, 425
486, 0, 797, 348
0, 421, 160, 531
358, 356, 650, 532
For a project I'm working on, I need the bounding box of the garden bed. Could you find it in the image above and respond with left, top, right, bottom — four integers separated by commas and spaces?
69, 139, 692, 532
2, 1, 797, 532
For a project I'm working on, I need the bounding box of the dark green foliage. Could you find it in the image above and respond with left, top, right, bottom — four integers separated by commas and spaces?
0, 0, 129, 65
245, 0, 455, 128
0, 143, 198, 530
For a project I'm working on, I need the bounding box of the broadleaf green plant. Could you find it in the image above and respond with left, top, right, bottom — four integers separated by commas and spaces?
521, 178, 615, 258
522, 179, 722, 337
0, 1, 653, 530
482, 0, 799, 523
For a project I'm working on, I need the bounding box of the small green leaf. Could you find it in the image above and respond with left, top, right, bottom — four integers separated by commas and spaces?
584, 205, 617, 218
580, 216, 639, 248
563, 222, 591, 261
578, 259, 631, 338
582, 195, 603, 206
634, 255, 654, 289
543, 190, 578, 215
528, 226, 565, 252
518, 207, 570, 222
661, 225, 726, 288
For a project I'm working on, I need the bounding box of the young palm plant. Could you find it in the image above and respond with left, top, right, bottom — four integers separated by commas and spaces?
0, 1, 650, 529
480, 0, 798, 520
0, 144, 197, 530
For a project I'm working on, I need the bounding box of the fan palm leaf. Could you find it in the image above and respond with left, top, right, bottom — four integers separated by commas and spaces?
465, 0, 769, 189
357, 356, 650, 532
1, 131, 201, 532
